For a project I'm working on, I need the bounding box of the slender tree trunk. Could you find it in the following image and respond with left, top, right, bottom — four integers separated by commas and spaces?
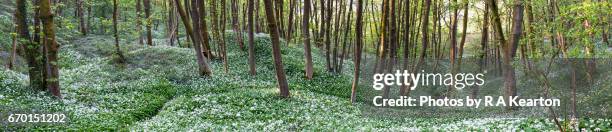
399, 0, 411, 96
144, 0, 153, 46
448, 0, 459, 95
262, 0, 290, 98
113, 0, 126, 63
303, 0, 314, 79
248, 0, 257, 75
324, 0, 333, 72
457, 0, 469, 66
351, 0, 364, 104
339, 0, 354, 73
77, 0, 87, 35
332, 0, 345, 73
7, 34, 17, 70
210, 0, 228, 73
231, 0, 244, 49
136, 0, 143, 45
379, 0, 391, 98
39, 0, 61, 98
474, 1, 489, 98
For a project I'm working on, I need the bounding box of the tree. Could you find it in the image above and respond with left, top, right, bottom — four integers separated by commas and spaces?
488, 0, 521, 110
210, 0, 229, 73
112, 0, 126, 63
504, 0, 524, 110
7, 33, 17, 70
136, 0, 143, 45
324, 0, 333, 72
457, 0, 469, 66
15, 0, 44, 91
351, 0, 365, 104
248, 0, 257, 75
287, 0, 296, 43
262, 0, 290, 98
231, 0, 244, 49
144, 0, 153, 46
302, 0, 314, 79
448, 0, 459, 95
40, 0, 62, 98
76, 0, 87, 35
174, 0, 212, 76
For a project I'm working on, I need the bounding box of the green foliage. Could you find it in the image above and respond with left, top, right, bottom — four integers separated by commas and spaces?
2, 31, 610, 131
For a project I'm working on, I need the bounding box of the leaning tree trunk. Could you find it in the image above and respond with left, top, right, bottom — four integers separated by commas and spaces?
77, 0, 87, 35
262, 0, 290, 98
175, 0, 212, 76
136, 0, 143, 45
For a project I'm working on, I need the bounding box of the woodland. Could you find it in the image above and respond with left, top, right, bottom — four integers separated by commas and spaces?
0, 0, 610, 130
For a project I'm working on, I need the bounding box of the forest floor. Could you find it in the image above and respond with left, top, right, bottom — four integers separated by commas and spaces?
1, 33, 610, 131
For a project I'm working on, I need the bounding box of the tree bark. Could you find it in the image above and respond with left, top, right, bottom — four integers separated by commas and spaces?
231, 0, 244, 49
7, 34, 17, 70
77, 0, 87, 35
248, 0, 257, 75
351, 0, 364, 104
458, 0, 469, 66
39, 0, 62, 98
136, 0, 143, 45
324, 0, 333, 72
113, 0, 126, 63
210, 0, 229, 73
287, 0, 296, 43
16, 0, 44, 91
303, 0, 314, 79
262, 0, 291, 98
175, 0, 212, 76
144, 0, 153, 46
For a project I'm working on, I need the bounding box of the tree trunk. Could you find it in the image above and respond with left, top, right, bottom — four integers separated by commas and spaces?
287, 0, 296, 43
351, 0, 364, 104
144, 0, 153, 46
324, 0, 333, 72
39, 0, 62, 98
303, 0, 314, 79
175, 0, 212, 76
16, 0, 44, 91
210, 0, 228, 73
248, 0, 257, 75
339, 0, 354, 73
474, 1, 489, 98
231, 0, 244, 49
136, 0, 143, 45
113, 0, 126, 63
262, 0, 290, 98
458, 0, 469, 66
77, 0, 87, 35
448, 0, 459, 95
399, 0, 412, 96
7, 34, 17, 70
